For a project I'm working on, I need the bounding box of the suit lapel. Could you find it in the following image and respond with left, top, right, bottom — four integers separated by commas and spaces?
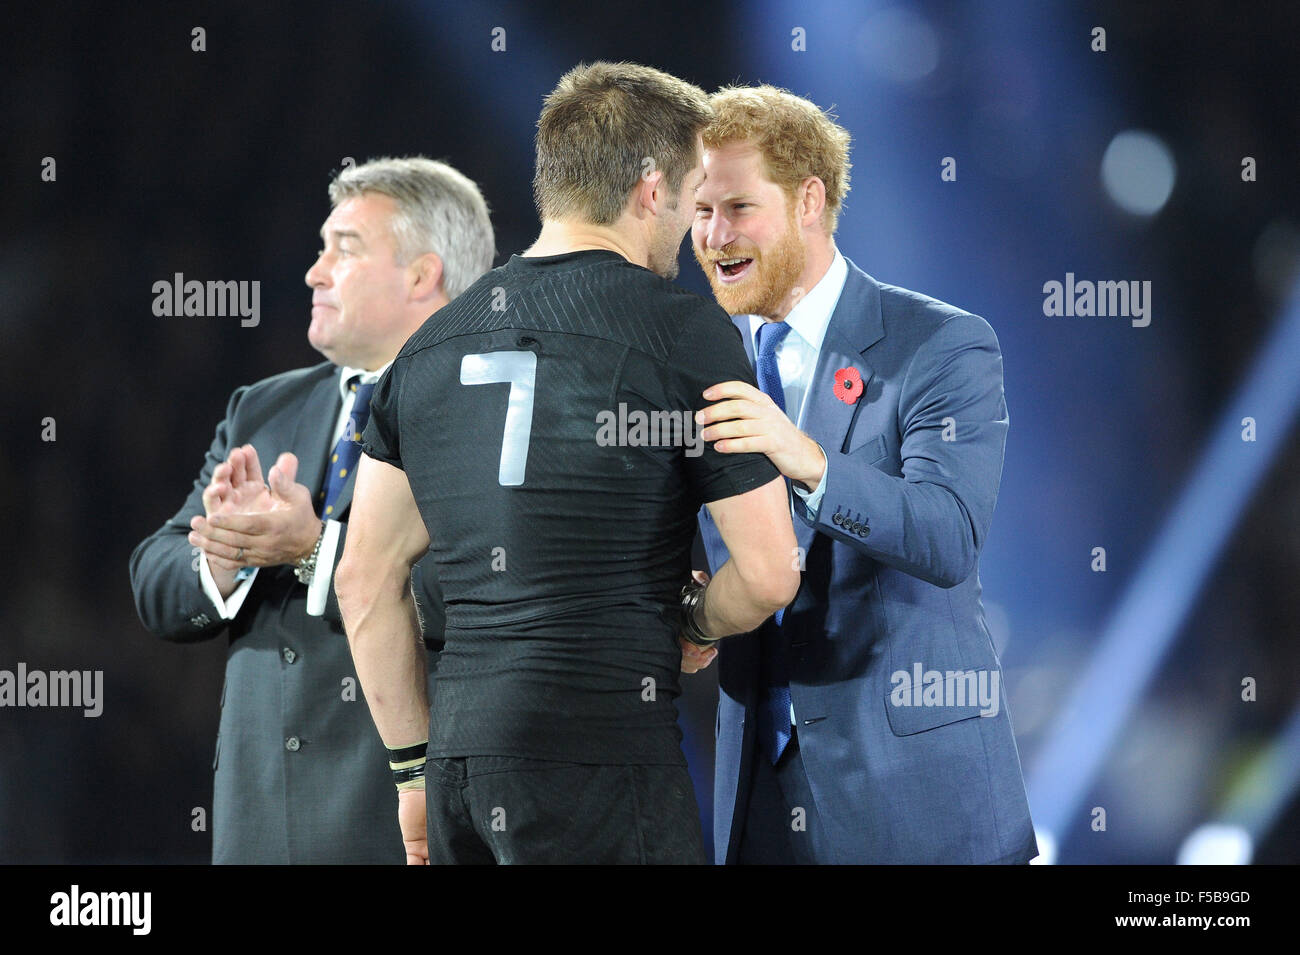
802, 258, 885, 456
729, 260, 885, 548
292, 371, 344, 513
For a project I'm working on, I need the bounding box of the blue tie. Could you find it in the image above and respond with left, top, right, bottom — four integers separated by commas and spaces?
754, 321, 794, 764
319, 376, 375, 518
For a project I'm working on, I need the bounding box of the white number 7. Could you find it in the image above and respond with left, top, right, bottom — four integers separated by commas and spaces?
460, 351, 537, 486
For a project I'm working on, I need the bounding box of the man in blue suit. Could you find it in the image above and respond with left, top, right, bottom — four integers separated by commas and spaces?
688, 85, 1037, 864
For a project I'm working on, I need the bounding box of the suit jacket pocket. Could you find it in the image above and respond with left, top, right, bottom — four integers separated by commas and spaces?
882, 688, 987, 737
854, 433, 889, 466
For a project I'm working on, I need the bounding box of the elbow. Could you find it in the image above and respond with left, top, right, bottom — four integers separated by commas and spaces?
927, 538, 978, 590
335, 555, 367, 636
917, 490, 982, 588
930, 568, 969, 590
738, 558, 802, 616
766, 565, 802, 611
336, 553, 407, 641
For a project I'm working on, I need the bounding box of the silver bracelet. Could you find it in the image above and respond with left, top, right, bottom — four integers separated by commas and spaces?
293, 521, 327, 585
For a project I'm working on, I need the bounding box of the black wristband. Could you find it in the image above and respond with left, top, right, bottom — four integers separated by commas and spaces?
387, 741, 428, 764
679, 583, 721, 647
388, 740, 428, 792
392, 762, 426, 785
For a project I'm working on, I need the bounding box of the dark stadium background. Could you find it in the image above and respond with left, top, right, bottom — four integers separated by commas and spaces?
3, 0, 1298, 864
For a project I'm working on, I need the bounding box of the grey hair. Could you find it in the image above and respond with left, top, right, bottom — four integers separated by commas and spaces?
328, 156, 495, 299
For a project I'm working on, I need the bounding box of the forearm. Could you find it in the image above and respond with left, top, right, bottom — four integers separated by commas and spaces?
695, 556, 790, 638
342, 575, 430, 747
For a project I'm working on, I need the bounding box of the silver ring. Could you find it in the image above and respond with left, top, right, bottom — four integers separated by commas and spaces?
236, 547, 245, 562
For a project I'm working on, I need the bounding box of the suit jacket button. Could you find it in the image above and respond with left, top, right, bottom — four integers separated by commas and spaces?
860, 526, 870, 537
831, 512, 843, 526
285, 736, 301, 752
850, 520, 861, 534
282, 647, 297, 664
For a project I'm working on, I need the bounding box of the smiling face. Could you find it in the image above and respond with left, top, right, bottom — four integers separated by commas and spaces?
304, 193, 415, 370
692, 141, 807, 318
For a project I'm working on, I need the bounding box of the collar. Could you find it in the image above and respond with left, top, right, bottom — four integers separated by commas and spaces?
748, 247, 848, 353
336, 361, 393, 402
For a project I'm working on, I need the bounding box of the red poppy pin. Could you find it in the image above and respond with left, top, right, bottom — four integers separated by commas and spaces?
833, 367, 863, 405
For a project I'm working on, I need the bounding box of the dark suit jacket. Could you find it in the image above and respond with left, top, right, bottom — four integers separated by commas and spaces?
699, 259, 1037, 864
130, 360, 443, 864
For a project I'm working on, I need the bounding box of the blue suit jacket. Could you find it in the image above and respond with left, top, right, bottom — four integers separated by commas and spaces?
698, 258, 1037, 864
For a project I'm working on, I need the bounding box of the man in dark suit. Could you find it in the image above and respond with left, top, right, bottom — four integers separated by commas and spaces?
689, 86, 1038, 863
129, 156, 495, 863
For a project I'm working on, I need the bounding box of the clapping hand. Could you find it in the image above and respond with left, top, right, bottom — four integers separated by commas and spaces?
189, 444, 321, 570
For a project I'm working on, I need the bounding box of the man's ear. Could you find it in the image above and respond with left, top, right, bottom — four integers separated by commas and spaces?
798, 176, 828, 229
635, 168, 667, 219
408, 251, 445, 302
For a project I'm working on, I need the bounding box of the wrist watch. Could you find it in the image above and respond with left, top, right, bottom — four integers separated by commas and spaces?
293, 521, 327, 585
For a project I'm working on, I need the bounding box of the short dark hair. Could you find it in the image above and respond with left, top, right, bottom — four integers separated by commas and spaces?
533, 61, 711, 225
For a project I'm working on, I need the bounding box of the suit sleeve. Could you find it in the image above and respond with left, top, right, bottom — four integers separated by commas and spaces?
800, 314, 1008, 588
129, 386, 248, 642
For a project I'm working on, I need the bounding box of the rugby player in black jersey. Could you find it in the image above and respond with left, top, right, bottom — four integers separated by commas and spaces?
338, 62, 799, 864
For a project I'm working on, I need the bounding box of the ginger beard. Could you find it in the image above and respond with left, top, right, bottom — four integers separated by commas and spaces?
695, 198, 806, 317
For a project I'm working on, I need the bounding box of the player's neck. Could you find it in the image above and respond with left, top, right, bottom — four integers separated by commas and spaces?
523, 220, 645, 269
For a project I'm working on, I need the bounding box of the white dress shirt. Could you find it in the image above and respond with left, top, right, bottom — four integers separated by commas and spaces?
745, 248, 849, 517
199, 361, 392, 619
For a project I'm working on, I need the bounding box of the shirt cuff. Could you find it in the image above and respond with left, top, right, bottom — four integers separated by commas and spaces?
199, 552, 257, 620
306, 519, 343, 617
791, 444, 828, 518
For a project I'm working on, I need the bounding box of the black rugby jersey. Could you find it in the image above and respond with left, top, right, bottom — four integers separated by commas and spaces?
363, 249, 778, 764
